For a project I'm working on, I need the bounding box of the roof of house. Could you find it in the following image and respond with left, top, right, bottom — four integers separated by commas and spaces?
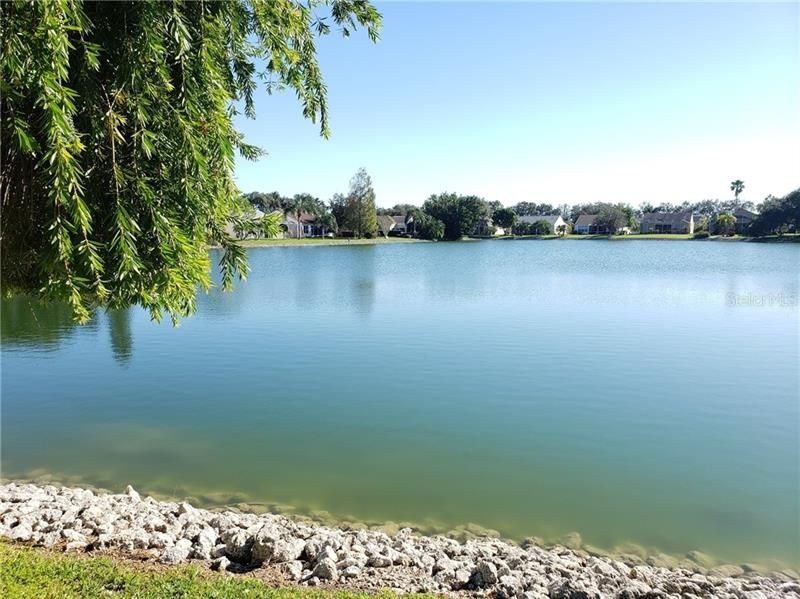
519, 214, 563, 226
282, 211, 319, 225
377, 215, 396, 232
640, 211, 693, 226
733, 207, 757, 219
574, 214, 600, 227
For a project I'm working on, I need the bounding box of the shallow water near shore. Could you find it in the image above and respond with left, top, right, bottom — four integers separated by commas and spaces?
2, 240, 798, 568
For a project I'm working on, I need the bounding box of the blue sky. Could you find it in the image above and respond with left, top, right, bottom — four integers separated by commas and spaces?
234, 1, 799, 208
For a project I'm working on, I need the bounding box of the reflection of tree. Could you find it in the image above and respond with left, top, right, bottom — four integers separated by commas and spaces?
0, 295, 86, 349
349, 247, 376, 316
107, 309, 133, 365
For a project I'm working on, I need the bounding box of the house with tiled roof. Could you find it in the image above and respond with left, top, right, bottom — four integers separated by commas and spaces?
640, 211, 695, 234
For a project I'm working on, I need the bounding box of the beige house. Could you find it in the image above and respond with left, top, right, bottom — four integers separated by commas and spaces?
640, 211, 695, 234
574, 214, 631, 235
518, 214, 567, 233
280, 211, 329, 238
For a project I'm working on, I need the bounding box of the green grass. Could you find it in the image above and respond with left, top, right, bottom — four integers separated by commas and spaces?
613, 233, 693, 240
484, 234, 695, 240
500, 235, 561, 240
748, 233, 800, 243
0, 542, 422, 599
237, 237, 424, 247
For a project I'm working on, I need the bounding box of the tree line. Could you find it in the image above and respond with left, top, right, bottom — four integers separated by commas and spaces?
246, 175, 799, 241
244, 168, 378, 239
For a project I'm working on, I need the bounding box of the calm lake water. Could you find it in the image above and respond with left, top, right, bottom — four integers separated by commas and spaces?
2, 240, 798, 568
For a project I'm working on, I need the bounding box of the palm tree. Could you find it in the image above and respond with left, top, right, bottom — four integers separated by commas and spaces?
284, 194, 320, 238
717, 212, 737, 236
315, 212, 337, 238
730, 180, 745, 202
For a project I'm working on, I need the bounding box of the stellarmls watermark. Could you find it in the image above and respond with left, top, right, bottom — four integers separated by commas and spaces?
727, 292, 798, 307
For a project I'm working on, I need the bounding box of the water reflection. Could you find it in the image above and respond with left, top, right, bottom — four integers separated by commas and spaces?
0, 295, 90, 350
107, 309, 133, 365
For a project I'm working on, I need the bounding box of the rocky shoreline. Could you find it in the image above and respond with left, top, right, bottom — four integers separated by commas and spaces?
1, 483, 797, 598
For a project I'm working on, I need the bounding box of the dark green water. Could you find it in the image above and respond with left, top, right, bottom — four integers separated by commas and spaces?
2, 240, 798, 568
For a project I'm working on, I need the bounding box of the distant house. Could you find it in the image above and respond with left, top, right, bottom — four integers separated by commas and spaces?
518, 214, 567, 233
574, 214, 630, 235
376, 214, 408, 237
281, 211, 327, 238
226, 207, 266, 239
733, 207, 757, 234
475, 216, 505, 236
640, 211, 694, 234
391, 215, 407, 235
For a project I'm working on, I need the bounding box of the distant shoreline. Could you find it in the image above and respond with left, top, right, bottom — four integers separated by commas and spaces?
212, 238, 429, 249
215, 234, 799, 249
482, 233, 800, 243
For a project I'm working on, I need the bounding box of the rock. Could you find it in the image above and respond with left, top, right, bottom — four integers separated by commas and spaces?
148, 532, 173, 549
708, 564, 744, 578
686, 550, 715, 569
252, 533, 305, 564
221, 529, 252, 563
434, 556, 459, 573
303, 537, 323, 561
211, 556, 230, 572
499, 574, 521, 593
40, 531, 61, 547
315, 545, 338, 564
178, 502, 197, 517
615, 580, 653, 599
0, 482, 785, 599
645, 552, 680, 568
497, 562, 512, 577
113, 528, 150, 550
65, 541, 86, 552
311, 557, 338, 581
521, 536, 545, 549
10, 523, 33, 541
739, 563, 761, 573
548, 578, 600, 599
61, 528, 88, 545
124, 485, 141, 501
197, 527, 217, 551
342, 565, 361, 578
283, 560, 304, 580
210, 514, 235, 531
454, 568, 472, 588
779, 582, 800, 594
613, 542, 648, 559
273, 538, 305, 562
558, 532, 583, 550
160, 539, 192, 564
473, 560, 498, 587
368, 554, 393, 568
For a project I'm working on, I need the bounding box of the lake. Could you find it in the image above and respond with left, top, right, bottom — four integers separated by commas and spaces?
2, 240, 798, 569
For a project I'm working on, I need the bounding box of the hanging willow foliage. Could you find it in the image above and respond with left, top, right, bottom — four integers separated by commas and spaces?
1, 0, 381, 322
